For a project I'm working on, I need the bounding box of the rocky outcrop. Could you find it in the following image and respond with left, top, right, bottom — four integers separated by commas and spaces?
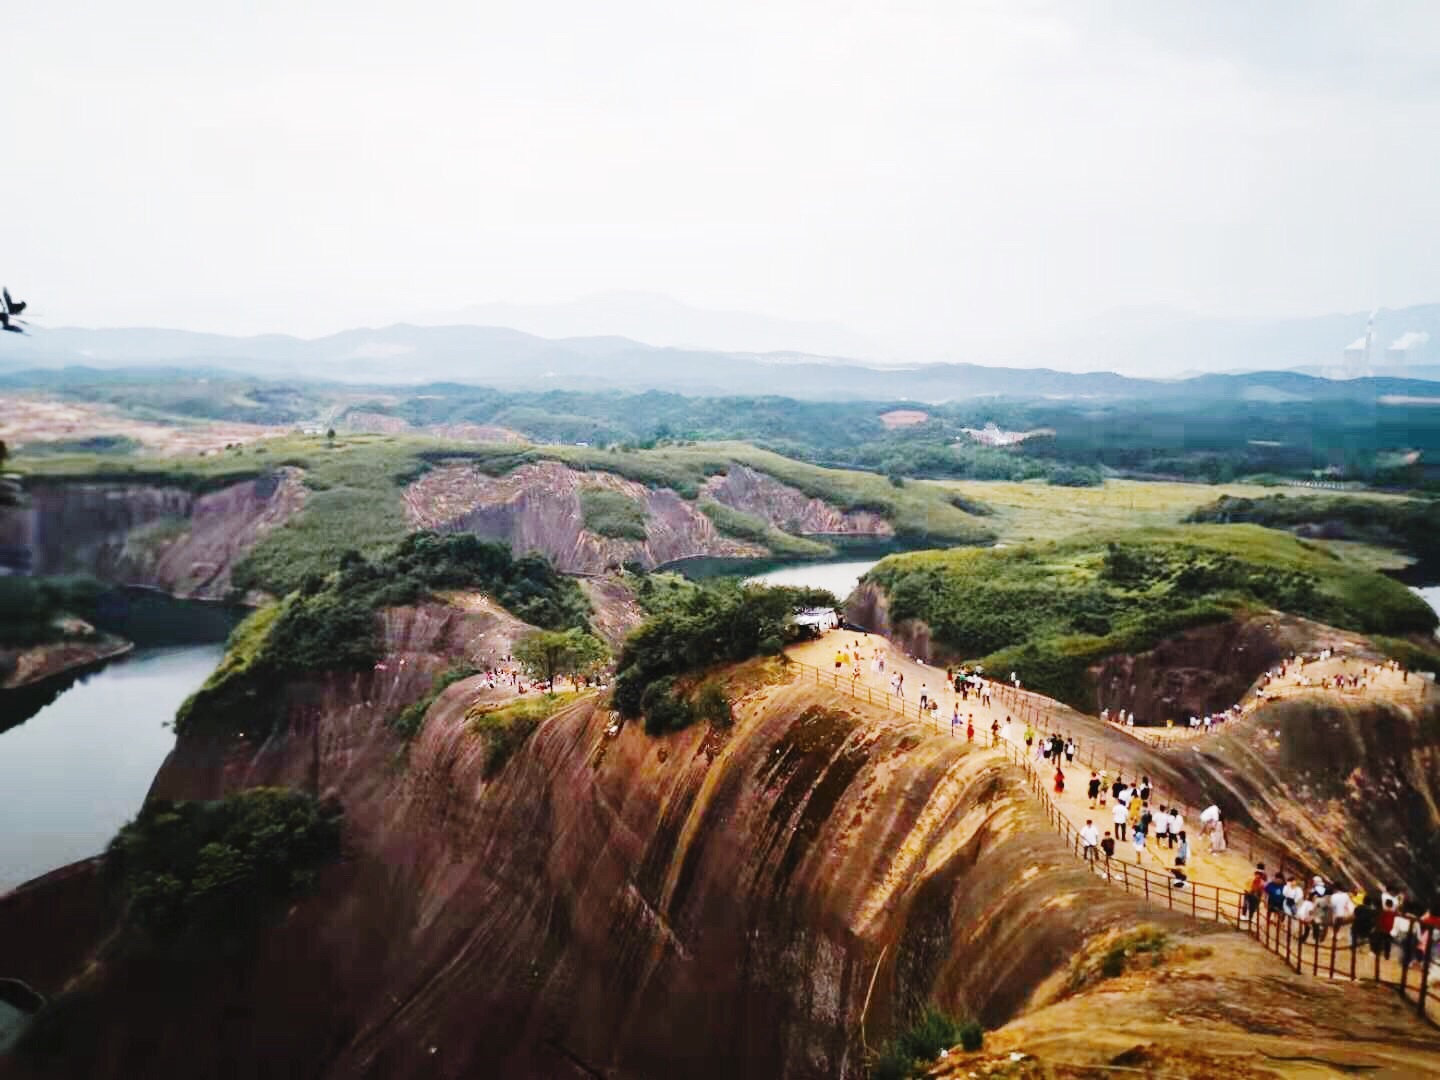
7, 629, 1440, 1077
578, 575, 645, 648
0, 471, 306, 599
701, 465, 892, 538
1186, 691, 1440, 899
0, 633, 131, 692
404, 461, 764, 572
846, 581, 933, 657
1090, 612, 1382, 723
403, 460, 900, 574
2, 632, 1196, 1079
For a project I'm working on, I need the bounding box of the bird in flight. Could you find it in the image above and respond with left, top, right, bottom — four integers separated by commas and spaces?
1, 287, 28, 333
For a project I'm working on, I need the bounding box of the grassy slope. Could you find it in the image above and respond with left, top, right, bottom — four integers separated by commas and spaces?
864, 523, 1437, 709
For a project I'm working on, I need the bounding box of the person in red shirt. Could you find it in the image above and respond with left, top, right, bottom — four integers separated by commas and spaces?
1054, 765, 1065, 794
1375, 898, 1398, 959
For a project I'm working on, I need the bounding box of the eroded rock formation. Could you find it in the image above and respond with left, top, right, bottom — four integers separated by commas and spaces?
403, 460, 895, 574
0, 471, 306, 599
700, 465, 891, 539
4, 612, 1439, 1077
1186, 691, 1440, 898
1088, 612, 1382, 723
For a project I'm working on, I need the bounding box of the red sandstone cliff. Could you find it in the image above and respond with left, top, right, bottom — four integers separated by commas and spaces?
0, 471, 306, 599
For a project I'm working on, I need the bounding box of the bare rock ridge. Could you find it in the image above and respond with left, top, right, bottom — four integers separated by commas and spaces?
6, 605, 1439, 1078
1089, 612, 1384, 722
701, 465, 892, 539
0, 470, 306, 599
851, 575, 1440, 899
404, 460, 891, 574
0, 604, 1177, 1078
1188, 693, 1440, 898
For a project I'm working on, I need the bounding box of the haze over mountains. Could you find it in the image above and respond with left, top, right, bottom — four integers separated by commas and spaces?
4, 296, 1440, 402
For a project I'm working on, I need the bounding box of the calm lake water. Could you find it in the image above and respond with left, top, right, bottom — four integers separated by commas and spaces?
746, 559, 879, 601
0, 644, 222, 893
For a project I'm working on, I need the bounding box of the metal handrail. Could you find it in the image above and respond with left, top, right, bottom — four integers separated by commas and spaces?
788, 658, 1438, 1026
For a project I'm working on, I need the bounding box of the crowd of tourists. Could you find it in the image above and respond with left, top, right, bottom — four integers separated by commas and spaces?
1246, 868, 1440, 968
819, 628, 1440, 988
1074, 773, 1231, 891
1101, 651, 1413, 736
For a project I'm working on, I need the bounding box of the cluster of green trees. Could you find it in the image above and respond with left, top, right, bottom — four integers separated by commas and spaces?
513, 627, 609, 688
104, 788, 342, 939
864, 526, 1438, 710
1187, 493, 1440, 563
178, 532, 589, 736
613, 579, 836, 734
0, 575, 104, 647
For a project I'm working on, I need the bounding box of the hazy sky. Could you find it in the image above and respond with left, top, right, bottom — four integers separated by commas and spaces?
7, 1, 1440, 358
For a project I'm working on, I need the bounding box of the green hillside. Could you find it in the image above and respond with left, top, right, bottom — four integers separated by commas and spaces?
862, 524, 1438, 709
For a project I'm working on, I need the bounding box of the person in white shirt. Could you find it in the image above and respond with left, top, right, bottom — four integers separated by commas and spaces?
1296, 896, 1317, 942
1167, 809, 1183, 849
1080, 819, 1100, 862
1112, 799, 1129, 842
1283, 879, 1303, 916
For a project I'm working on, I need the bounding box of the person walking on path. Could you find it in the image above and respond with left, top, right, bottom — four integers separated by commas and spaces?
1153, 805, 1170, 848
1081, 819, 1100, 864
1065, 737, 1076, 764
967, 717, 975, 743
1265, 872, 1287, 919
1112, 797, 1129, 842
1296, 894, 1316, 943
1101, 830, 1116, 867
1375, 899, 1397, 959
1283, 878, 1303, 917
1167, 808, 1183, 850
1132, 825, 1146, 863
1111, 775, 1125, 802
1054, 765, 1065, 795
1352, 894, 1377, 949
1024, 723, 1034, 750
1245, 865, 1266, 921
1313, 891, 1335, 944
951, 703, 961, 734
1127, 796, 1143, 841
1087, 771, 1102, 809
1175, 831, 1189, 867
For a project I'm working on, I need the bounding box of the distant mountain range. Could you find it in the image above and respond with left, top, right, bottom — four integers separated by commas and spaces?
5, 320, 1440, 404
1003, 303, 1440, 378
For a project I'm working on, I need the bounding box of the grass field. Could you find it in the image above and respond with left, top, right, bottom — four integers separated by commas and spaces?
938, 477, 1412, 567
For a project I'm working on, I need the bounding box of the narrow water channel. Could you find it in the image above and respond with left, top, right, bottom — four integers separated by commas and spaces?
0, 644, 223, 893
745, 558, 879, 601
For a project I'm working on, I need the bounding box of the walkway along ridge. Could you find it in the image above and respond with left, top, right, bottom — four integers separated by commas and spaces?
787, 657, 1440, 1028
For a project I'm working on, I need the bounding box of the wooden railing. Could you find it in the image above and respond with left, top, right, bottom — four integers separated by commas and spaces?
789, 658, 1439, 1026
